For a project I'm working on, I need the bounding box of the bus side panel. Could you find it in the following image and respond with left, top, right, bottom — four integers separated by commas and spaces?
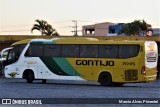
112, 58, 140, 83
67, 58, 116, 81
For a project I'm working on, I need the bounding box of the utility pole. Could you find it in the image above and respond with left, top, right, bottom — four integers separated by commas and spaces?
72, 20, 78, 36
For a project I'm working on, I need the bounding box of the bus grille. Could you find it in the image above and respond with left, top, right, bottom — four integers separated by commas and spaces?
125, 69, 138, 81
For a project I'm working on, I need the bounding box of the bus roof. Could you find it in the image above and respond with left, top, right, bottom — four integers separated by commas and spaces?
12, 38, 148, 46
29, 37, 146, 45
11, 39, 31, 46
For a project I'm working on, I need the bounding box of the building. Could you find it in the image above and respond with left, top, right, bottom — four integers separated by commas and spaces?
83, 21, 160, 36
82, 22, 116, 36
153, 28, 160, 36
108, 23, 123, 36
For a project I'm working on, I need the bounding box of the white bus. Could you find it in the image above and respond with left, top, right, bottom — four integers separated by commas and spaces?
0, 47, 13, 76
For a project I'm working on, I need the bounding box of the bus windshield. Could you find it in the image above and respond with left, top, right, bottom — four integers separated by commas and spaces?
2, 44, 27, 66
0, 47, 13, 61
6, 49, 16, 65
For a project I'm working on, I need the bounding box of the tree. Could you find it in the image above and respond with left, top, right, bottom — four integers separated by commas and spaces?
120, 20, 148, 36
31, 19, 47, 36
43, 24, 59, 36
31, 19, 59, 36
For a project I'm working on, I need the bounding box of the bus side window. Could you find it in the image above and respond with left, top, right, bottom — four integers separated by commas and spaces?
80, 45, 98, 58
61, 45, 79, 57
25, 44, 43, 57
119, 45, 140, 58
99, 45, 118, 58
44, 44, 61, 57
25, 47, 32, 56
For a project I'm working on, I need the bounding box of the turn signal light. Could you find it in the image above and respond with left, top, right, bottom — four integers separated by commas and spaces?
141, 66, 146, 75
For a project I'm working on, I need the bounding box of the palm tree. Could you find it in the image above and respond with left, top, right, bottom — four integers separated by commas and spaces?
44, 24, 59, 36
31, 19, 48, 36
31, 19, 59, 36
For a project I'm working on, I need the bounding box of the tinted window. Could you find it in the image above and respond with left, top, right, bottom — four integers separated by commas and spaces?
44, 45, 61, 57
119, 45, 140, 58
13, 44, 26, 58
99, 45, 118, 58
24, 43, 140, 58
25, 44, 43, 57
80, 45, 98, 58
61, 45, 79, 57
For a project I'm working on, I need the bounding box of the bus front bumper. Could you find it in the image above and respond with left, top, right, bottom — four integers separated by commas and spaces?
143, 74, 157, 82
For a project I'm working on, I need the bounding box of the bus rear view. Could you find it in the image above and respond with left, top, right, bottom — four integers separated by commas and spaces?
142, 41, 158, 82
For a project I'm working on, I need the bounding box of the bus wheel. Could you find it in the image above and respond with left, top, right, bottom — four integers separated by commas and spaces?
42, 79, 47, 84
113, 83, 124, 87
99, 73, 112, 86
26, 71, 34, 83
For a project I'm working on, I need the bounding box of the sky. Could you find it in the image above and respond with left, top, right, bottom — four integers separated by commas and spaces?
0, 0, 160, 35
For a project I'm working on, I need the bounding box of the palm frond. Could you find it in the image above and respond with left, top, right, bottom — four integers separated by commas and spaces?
31, 19, 60, 36
35, 19, 42, 26
31, 26, 41, 33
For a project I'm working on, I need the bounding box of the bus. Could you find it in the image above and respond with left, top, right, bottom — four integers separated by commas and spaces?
4, 38, 158, 86
0, 47, 13, 76
1, 39, 30, 66
0, 39, 30, 76
0, 47, 13, 61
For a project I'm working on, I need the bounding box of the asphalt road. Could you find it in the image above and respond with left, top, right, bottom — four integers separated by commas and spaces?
0, 78, 159, 106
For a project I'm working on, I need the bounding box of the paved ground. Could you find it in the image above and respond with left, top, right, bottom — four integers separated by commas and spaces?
0, 78, 159, 106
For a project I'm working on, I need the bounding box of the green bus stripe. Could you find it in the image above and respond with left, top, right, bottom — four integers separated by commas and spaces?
54, 58, 81, 76
40, 57, 69, 76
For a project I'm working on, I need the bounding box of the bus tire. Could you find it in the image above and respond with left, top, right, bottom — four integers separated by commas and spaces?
42, 79, 47, 84
99, 72, 112, 86
26, 71, 34, 83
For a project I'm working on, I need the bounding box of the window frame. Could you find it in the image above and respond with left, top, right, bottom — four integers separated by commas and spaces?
25, 43, 140, 59
25, 43, 44, 57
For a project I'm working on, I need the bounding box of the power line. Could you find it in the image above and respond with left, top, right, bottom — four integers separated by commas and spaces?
0, 20, 72, 28
0, 19, 96, 28
71, 20, 79, 36
51, 20, 72, 23
0, 20, 96, 34
0, 30, 30, 33
57, 26, 71, 28
0, 25, 31, 28
0, 20, 96, 28
77, 20, 97, 23
0, 26, 74, 32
